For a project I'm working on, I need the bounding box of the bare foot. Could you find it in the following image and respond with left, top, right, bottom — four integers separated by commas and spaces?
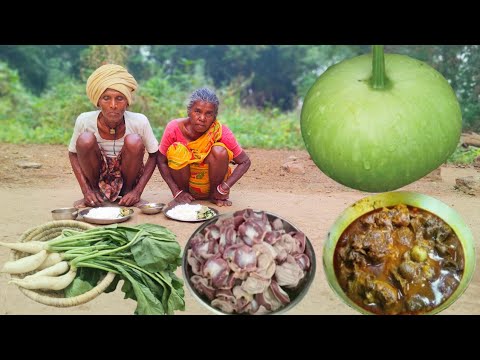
210, 198, 232, 207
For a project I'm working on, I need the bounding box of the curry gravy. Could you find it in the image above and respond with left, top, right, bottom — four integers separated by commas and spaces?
333, 204, 464, 315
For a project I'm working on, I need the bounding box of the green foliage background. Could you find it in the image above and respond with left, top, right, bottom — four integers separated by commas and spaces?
1, 45, 479, 162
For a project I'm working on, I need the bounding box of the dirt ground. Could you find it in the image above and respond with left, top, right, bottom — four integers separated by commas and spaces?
0, 143, 479, 315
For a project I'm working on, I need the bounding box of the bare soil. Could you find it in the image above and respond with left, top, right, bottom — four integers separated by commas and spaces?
0, 143, 479, 315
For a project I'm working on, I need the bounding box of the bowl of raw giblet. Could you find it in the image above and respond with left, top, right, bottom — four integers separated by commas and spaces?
183, 209, 316, 314
323, 191, 475, 315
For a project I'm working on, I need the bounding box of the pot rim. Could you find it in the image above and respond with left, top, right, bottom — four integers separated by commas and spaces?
323, 191, 476, 315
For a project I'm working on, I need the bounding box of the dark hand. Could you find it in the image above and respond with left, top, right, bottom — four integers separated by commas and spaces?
212, 187, 231, 207
84, 189, 104, 207
174, 191, 195, 204
118, 190, 141, 206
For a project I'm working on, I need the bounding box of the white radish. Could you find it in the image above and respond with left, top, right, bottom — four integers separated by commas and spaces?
0, 241, 48, 254
9, 268, 77, 290
37, 253, 63, 270
24, 261, 69, 278
0, 250, 48, 274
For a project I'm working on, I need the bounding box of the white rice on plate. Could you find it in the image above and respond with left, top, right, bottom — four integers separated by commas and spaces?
166, 204, 204, 221
86, 207, 123, 219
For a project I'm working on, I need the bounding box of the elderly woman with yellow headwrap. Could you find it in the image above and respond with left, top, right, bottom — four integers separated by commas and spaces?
68, 64, 159, 207
157, 87, 251, 206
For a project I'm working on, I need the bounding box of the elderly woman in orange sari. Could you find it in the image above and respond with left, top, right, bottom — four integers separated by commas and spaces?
157, 88, 251, 206
68, 64, 159, 207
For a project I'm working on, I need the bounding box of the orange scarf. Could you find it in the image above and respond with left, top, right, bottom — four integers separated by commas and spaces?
167, 120, 230, 169
166, 120, 233, 197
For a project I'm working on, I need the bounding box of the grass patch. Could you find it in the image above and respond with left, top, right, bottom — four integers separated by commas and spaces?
447, 145, 480, 164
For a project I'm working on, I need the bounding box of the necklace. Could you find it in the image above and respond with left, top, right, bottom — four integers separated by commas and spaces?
105, 124, 118, 155
113, 129, 117, 155
100, 113, 118, 135
99, 114, 123, 155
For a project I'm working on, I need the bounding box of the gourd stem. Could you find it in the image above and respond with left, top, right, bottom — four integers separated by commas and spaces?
371, 45, 386, 89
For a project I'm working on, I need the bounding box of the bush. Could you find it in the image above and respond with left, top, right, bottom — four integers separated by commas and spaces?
0, 61, 35, 121
447, 145, 480, 164
0, 61, 306, 150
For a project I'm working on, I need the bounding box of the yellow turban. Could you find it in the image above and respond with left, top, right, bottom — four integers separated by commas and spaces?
86, 64, 138, 106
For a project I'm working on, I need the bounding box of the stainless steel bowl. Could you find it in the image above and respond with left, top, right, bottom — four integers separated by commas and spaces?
183, 209, 316, 315
51, 207, 78, 220
139, 202, 165, 215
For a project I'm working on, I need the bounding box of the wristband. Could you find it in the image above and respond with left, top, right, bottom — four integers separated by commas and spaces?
222, 181, 231, 189
217, 184, 229, 195
173, 189, 184, 199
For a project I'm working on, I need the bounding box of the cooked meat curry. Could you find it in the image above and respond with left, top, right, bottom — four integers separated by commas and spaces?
334, 204, 464, 315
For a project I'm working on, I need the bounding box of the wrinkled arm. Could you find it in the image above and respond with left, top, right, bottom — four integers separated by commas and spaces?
119, 151, 158, 206
157, 152, 179, 195
69, 151, 103, 206
211, 150, 250, 206
223, 151, 251, 188
156, 152, 194, 203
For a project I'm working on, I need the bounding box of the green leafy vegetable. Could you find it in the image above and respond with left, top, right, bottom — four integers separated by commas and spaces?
44, 223, 184, 315
64, 267, 102, 297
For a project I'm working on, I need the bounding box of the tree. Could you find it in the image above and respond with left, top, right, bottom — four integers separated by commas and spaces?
0, 45, 86, 94
79, 45, 129, 81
